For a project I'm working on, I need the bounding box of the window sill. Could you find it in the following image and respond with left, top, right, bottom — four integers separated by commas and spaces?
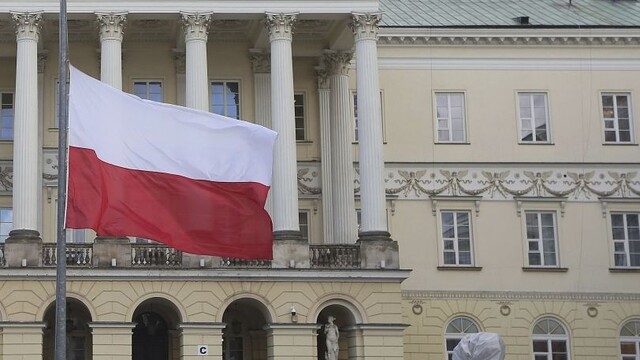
434, 142, 471, 145
517, 142, 555, 145
296, 140, 313, 144
522, 267, 568, 272
602, 143, 638, 146
609, 267, 640, 273
351, 142, 388, 145
437, 266, 482, 271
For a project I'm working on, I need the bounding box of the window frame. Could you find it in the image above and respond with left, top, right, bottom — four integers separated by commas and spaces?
438, 209, 475, 266
0, 91, 14, 141
610, 212, 640, 269
294, 91, 307, 142
299, 210, 310, 242
434, 91, 468, 144
444, 316, 481, 360
620, 319, 640, 360
132, 79, 164, 102
531, 317, 571, 360
524, 211, 559, 268
210, 79, 241, 119
516, 91, 552, 144
600, 92, 635, 144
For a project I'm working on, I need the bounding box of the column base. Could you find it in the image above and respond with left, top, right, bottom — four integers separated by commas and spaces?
5, 230, 43, 267
357, 230, 392, 242
93, 236, 131, 268
273, 230, 302, 241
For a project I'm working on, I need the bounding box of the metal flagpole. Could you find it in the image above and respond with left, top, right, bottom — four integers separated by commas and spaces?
55, 0, 69, 358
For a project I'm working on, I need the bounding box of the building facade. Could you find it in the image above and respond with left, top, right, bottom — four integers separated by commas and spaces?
0, 0, 638, 359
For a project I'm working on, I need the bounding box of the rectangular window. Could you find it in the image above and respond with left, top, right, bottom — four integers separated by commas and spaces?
518, 92, 550, 143
299, 211, 309, 242
0, 208, 12, 242
525, 212, 558, 267
294, 93, 306, 141
211, 81, 240, 119
435, 92, 466, 143
1, 93, 14, 140
612, 213, 640, 267
440, 211, 473, 265
352, 91, 384, 142
602, 93, 634, 143
133, 81, 163, 102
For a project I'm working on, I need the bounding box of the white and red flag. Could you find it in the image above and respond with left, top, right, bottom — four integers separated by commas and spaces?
65, 66, 277, 259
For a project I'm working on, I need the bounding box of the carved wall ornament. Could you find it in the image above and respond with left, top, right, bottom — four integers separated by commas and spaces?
181, 12, 212, 42
315, 67, 329, 89
12, 12, 43, 42
96, 13, 127, 42
265, 13, 297, 42
172, 49, 186, 74
297, 168, 321, 195
37, 51, 48, 73
585, 303, 600, 318
249, 50, 271, 74
350, 13, 382, 41
0, 166, 13, 191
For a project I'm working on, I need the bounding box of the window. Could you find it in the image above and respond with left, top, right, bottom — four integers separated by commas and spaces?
0, 92, 13, 140
299, 211, 309, 242
0, 208, 11, 241
445, 316, 480, 360
133, 81, 163, 102
440, 211, 473, 265
525, 212, 558, 267
602, 93, 633, 143
532, 318, 570, 360
620, 319, 640, 360
211, 81, 240, 119
352, 91, 385, 142
435, 92, 466, 143
66, 230, 86, 244
294, 93, 306, 141
518, 92, 550, 143
611, 213, 640, 267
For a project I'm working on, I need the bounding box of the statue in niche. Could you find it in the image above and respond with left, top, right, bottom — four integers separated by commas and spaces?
324, 315, 339, 360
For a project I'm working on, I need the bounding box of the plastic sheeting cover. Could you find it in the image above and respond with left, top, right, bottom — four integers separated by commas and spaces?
452, 332, 505, 360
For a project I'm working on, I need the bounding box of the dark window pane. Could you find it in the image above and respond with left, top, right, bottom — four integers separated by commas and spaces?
533, 340, 548, 352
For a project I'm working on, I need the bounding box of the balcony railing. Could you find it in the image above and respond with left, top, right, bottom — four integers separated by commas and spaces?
310, 245, 360, 269
42, 244, 93, 267
131, 244, 182, 267
220, 257, 272, 268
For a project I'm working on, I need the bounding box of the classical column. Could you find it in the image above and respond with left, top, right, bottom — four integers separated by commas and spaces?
89, 322, 136, 360
265, 13, 300, 239
179, 322, 225, 360
350, 13, 390, 241
324, 50, 357, 244
173, 49, 186, 106
316, 67, 333, 244
9, 12, 42, 241
96, 12, 127, 90
181, 13, 211, 112
250, 49, 273, 217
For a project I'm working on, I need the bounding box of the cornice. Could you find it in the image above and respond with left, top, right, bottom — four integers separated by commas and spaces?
378, 28, 640, 47
403, 290, 640, 302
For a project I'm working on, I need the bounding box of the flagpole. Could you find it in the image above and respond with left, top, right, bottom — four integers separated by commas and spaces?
55, 0, 69, 358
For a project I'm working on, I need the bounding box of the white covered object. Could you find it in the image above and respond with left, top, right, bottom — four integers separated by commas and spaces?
452, 332, 505, 360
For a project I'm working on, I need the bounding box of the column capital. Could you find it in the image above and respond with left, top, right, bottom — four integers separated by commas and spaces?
249, 49, 271, 73
322, 50, 353, 76
181, 12, 212, 42
349, 12, 382, 42
37, 51, 48, 73
265, 13, 297, 42
315, 67, 329, 90
11, 11, 43, 42
96, 12, 127, 42
172, 48, 186, 74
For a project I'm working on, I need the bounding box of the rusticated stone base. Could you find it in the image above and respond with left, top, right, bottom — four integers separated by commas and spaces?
93, 236, 131, 268
272, 231, 309, 268
357, 232, 399, 269
5, 230, 42, 267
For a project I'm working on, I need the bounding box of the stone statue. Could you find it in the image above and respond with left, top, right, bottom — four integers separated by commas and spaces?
324, 315, 339, 360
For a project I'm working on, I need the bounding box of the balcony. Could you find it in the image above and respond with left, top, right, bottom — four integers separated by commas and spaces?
2, 237, 399, 270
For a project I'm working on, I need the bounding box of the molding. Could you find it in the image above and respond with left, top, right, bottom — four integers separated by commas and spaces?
402, 290, 640, 302
522, 267, 569, 272
436, 266, 483, 271
378, 28, 640, 47
377, 57, 640, 71
609, 268, 640, 273
0, 321, 46, 329
88, 321, 136, 329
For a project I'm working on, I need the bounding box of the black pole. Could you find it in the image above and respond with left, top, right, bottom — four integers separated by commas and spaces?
55, 0, 69, 358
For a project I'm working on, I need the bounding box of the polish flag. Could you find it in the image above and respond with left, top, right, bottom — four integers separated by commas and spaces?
65, 66, 277, 259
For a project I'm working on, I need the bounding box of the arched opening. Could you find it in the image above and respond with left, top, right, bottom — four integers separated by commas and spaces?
317, 304, 357, 360
132, 298, 181, 360
222, 298, 270, 360
43, 298, 93, 360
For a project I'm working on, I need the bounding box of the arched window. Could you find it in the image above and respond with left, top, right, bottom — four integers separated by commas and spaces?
621, 319, 640, 360
532, 318, 570, 360
445, 316, 480, 360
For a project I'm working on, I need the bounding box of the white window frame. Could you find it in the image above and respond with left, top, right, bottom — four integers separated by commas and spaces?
610, 212, 640, 268
524, 211, 559, 267
601, 92, 634, 144
0, 91, 14, 140
439, 210, 474, 266
517, 92, 551, 144
294, 92, 307, 142
444, 316, 480, 360
434, 92, 467, 143
210, 80, 241, 119
351, 90, 385, 143
0, 207, 12, 242
532, 318, 571, 360
620, 319, 640, 360
132, 79, 164, 102
299, 210, 310, 242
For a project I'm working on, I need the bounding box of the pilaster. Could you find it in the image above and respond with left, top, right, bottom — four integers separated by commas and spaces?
181, 12, 211, 112
1, 322, 46, 360
89, 322, 136, 360
265, 323, 321, 360
96, 12, 127, 90
179, 322, 225, 360
265, 13, 300, 240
